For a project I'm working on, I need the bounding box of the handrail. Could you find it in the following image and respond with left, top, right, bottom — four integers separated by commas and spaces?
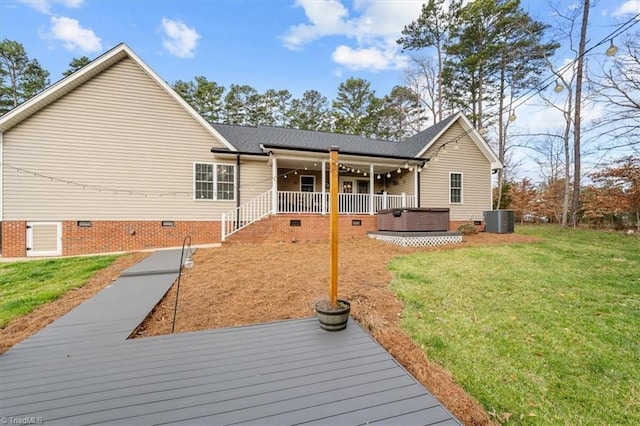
221, 190, 273, 241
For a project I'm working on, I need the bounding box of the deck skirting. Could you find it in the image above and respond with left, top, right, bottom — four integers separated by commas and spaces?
369, 231, 463, 247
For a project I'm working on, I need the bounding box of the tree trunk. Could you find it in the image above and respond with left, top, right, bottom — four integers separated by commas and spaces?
436, 42, 443, 122
572, 0, 590, 227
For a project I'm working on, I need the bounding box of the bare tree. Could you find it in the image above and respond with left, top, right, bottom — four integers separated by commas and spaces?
589, 32, 640, 152
403, 56, 439, 126
572, 0, 590, 227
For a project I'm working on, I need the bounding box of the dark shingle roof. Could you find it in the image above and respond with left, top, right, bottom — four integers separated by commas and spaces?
210, 113, 461, 159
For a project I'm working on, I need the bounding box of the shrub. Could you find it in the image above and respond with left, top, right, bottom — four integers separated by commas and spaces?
458, 223, 478, 235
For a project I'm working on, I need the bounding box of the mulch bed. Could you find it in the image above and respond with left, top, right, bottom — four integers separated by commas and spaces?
1, 232, 539, 425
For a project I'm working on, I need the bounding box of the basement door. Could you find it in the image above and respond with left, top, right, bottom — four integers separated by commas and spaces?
26, 222, 62, 257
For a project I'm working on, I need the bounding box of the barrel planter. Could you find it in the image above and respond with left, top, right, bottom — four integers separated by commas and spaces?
314, 300, 351, 331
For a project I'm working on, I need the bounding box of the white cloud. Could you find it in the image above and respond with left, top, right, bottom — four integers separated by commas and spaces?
48, 16, 102, 53
332, 44, 408, 72
612, 0, 640, 17
282, 0, 424, 72
283, 0, 354, 49
19, 0, 83, 14
161, 18, 201, 59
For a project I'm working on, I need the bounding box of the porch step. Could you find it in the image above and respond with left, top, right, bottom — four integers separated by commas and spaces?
224, 216, 272, 244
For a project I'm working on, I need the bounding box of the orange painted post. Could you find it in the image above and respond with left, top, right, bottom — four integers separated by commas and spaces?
329, 147, 339, 307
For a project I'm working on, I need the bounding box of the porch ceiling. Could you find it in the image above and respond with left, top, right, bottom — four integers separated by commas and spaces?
274, 153, 423, 173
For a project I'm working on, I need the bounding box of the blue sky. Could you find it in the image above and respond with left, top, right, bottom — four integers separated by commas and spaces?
2, 0, 639, 103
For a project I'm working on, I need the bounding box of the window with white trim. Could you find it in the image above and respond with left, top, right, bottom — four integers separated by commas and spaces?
450, 172, 463, 204
194, 163, 235, 201
300, 175, 315, 192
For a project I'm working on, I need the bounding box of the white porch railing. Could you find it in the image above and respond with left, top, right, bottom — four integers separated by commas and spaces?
278, 191, 326, 214
373, 192, 416, 210
278, 191, 415, 214
221, 190, 272, 241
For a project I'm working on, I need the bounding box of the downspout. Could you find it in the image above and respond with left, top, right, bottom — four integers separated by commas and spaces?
416, 160, 426, 208
416, 169, 421, 208
0, 132, 3, 222
236, 154, 241, 209
369, 164, 374, 214
271, 154, 278, 213
321, 160, 326, 215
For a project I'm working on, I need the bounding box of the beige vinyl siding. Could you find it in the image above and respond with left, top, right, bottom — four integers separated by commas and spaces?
238, 158, 272, 204
3, 58, 231, 221
420, 122, 492, 221
386, 169, 415, 196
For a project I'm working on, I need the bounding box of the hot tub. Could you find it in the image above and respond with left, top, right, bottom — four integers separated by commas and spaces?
377, 208, 450, 232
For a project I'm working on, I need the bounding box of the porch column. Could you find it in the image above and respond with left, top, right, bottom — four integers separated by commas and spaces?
271, 155, 278, 213
321, 160, 327, 215
369, 164, 375, 215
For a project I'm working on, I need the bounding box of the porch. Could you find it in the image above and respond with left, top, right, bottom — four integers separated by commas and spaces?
222, 191, 416, 242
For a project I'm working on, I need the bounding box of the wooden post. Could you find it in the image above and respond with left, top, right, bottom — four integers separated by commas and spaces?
329, 147, 339, 307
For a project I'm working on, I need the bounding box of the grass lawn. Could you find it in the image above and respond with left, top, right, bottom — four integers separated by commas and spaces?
390, 225, 640, 424
0, 255, 120, 328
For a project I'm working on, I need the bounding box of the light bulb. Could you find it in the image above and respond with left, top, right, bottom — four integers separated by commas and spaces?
554, 81, 564, 93
386, 172, 391, 178
606, 39, 618, 57
183, 257, 194, 269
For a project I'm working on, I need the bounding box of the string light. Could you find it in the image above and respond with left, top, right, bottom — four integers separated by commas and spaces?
554, 81, 564, 93
3, 163, 191, 197
505, 12, 640, 113
605, 39, 618, 57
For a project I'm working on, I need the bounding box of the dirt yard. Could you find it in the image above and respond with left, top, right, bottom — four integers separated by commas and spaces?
1, 232, 538, 425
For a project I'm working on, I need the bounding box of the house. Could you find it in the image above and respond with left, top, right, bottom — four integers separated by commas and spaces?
0, 43, 502, 258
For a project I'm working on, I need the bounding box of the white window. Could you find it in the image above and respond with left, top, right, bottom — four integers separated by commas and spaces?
300, 175, 315, 192
450, 172, 463, 204
194, 163, 235, 201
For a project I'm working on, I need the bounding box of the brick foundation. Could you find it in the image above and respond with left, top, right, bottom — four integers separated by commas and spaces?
1, 221, 27, 258
226, 214, 378, 244
1, 217, 484, 257
0, 220, 221, 258
269, 214, 378, 242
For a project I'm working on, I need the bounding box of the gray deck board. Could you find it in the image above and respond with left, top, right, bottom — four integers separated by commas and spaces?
0, 249, 460, 425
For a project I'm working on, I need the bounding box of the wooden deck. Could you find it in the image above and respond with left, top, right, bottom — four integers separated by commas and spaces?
0, 250, 460, 425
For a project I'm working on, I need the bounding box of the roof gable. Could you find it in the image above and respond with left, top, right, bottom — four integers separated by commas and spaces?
411, 112, 502, 169
0, 43, 236, 151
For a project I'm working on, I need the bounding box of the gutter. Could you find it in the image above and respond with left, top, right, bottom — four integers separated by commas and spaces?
210, 147, 268, 157
260, 143, 428, 162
